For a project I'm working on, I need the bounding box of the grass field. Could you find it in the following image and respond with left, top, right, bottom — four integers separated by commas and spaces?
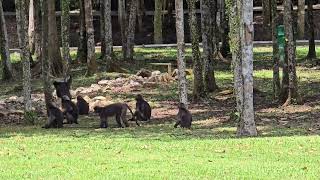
1, 126, 320, 179
0, 46, 320, 179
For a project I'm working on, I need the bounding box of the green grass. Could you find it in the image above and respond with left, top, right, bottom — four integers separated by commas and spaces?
1, 125, 320, 179
1, 46, 320, 179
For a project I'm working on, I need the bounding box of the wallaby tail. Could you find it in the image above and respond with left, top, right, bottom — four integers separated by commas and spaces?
125, 104, 140, 126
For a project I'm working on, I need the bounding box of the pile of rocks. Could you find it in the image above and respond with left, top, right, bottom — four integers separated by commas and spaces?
0, 94, 46, 124
73, 69, 178, 96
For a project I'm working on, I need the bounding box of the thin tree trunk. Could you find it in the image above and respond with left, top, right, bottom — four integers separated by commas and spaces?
167, 0, 174, 24
41, 0, 53, 114
103, 0, 113, 67
228, 0, 257, 137
271, 0, 280, 99
48, 0, 63, 76
227, 0, 242, 129
137, 0, 143, 32
33, 0, 41, 62
188, 0, 204, 101
220, 0, 230, 57
306, 0, 316, 59
84, 0, 97, 76
16, 0, 32, 114
77, 0, 87, 63
297, 0, 305, 39
154, 0, 163, 44
283, 0, 301, 106
175, 0, 188, 106
262, 0, 271, 25
201, 0, 218, 92
0, 0, 14, 81
100, 0, 106, 58
28, 0, 35, 54
61, 0, 72, 75
118, 0, 127, 60
126, 0, 137, 61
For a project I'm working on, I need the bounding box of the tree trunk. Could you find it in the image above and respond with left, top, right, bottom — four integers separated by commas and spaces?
118, 0, 127, 60
41, 0, 53, 115
61, 0, 72, 75
167, 0, 174, 24
125, 0, 137, 61
187, 0, 204, 101
175, 0, 188, 106
33, 0, 41, 63
16, 0, 33, 114
306, 0, 316, 60
28, 0, 35, 54
262, 0, 271, 25
48, 0, 63, 76
137, 0, 144, 32
220, 0, 230, 57
102, 0, 113, 67
100, 0, 106, 58
201, 0, 218, 92
0, 0, 14, 81
237, 0, 256, 136
154, 0, 163, 44
84, 0, 97, 76
228, 0, 257, 137
282, 0, 300, 106
271, 0, 280, 99
297, 0, 305, 39
77, 0, 87, 63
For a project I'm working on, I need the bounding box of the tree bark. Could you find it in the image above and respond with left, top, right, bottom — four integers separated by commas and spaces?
306, 0, 316, 60
28, 0, 35, 54
154, 0, 163, 44
125, 0, 137, 61
262, 0, 271, 25
282, 0, 301, 106
167, 0, 174, 24
137, 0, 144, 32
102, 0, 113, 67
41, 0, 53, 115
220, 0, 230, 57
16, 0, 33, 114
188, 0, 205, 101
33, 0, 41, 63
228, 0, 257, 137
77, 0, 87, 63
118, 0, 127, 60
175, 0, 188, 107
237, 0, 257, 136
0, 0, 14, 81
271, 0, 280, 99
297, 0, 305, 39
100, 0, 106, 58
84, 0, 97, 76
48, 0, 63, 76
61, 0, 72, 75
201, 0, 218, 92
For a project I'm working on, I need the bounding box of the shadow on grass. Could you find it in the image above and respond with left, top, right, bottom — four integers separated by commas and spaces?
1, 94, 319, 140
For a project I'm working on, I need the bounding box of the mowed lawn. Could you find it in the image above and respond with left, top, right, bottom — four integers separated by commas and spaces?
1, 46, 320, 179
0, 126, 320, 179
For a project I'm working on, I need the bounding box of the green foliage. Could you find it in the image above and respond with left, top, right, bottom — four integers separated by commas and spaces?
23, 111, 37, 125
